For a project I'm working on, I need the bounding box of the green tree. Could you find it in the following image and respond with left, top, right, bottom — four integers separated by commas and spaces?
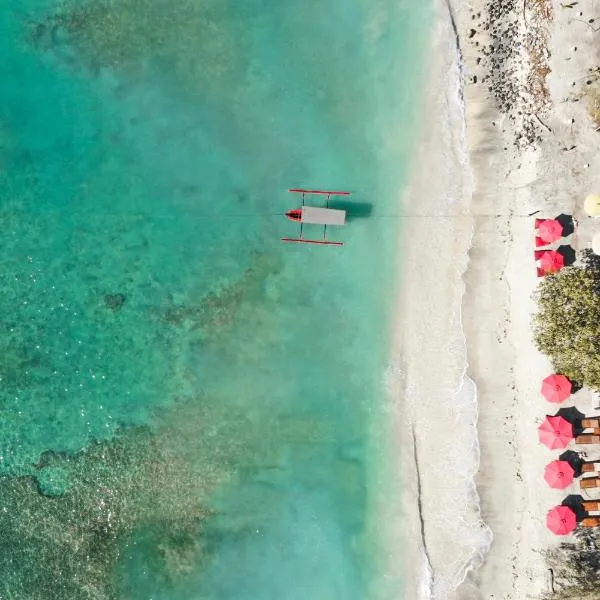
533, 250, 600, 390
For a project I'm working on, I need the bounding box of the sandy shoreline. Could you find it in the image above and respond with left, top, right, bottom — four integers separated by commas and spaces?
393, 0, 600, 598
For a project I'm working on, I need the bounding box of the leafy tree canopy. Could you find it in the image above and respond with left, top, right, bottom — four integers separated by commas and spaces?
533, 250, 600, 391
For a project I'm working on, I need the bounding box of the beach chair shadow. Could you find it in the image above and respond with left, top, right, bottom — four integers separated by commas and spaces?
560, 450, 585, 477
557, 245, 577, 266
562, 494, 586, 522
571, 380, 583, 394
555, 213, 575, 237
557, 406, 586, 436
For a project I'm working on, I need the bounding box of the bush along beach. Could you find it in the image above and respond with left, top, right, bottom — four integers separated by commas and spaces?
534, 250, 600, 392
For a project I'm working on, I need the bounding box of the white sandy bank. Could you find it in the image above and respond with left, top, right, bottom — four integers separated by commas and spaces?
390, 0, 600, 599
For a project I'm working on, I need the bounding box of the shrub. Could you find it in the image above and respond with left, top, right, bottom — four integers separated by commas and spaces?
533, 250, 600, 390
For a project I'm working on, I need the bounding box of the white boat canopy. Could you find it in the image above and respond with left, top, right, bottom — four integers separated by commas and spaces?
300, 206, 346, 226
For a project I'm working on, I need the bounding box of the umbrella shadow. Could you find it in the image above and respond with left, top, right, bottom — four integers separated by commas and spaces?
556, 406, 587, 436
571, 380, 583, 394
562, 494, 587, 522
555, 213, 576, 237
560, 450, 585, 477
557, 245, 577, 266
328, 200, 373, 221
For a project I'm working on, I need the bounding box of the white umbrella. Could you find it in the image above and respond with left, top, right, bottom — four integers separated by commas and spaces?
592, 232, 600, 254
585, 194, 600, 217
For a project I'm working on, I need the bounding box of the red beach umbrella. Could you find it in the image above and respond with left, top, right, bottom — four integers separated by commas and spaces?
541, 374, 572, 403
535, 236, 550, 247
539, 250, 565, 274
544, 460, 575, 489
538, 415, 574, 449
547, 505, 577, 535
538, 219, 564, 243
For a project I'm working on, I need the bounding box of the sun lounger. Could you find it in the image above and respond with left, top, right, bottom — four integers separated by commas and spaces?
582, 517, 600, 527
582, 462, 600, 473
583, 500, 600, 512
582, 419, 600, 429
580, 477, 600, 489
576, 435, 600, 445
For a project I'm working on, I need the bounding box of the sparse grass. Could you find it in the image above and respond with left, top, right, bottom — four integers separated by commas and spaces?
584, 84, 600, 129
528, 0, 554, 21
548, 591, 600, 600
577, 68, 600, 129
525, 0, 553, 107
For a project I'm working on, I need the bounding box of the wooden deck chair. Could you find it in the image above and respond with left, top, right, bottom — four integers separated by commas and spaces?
582, 517, 600, 527
582, 419, 600, 429
583, 500, 600, 512
576, 435, 600, 445
580, 477, 600, 489
582, 462, 600, 473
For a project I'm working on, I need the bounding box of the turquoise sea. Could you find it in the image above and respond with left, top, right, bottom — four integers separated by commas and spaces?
0, 1, 431, 598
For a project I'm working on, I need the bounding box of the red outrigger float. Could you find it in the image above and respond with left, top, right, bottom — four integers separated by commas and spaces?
282, 188, 349, 246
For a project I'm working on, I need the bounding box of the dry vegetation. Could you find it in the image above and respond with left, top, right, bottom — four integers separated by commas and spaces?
525, 0, 553, 108
578, 67, 600, 129
544, 528, 600, 599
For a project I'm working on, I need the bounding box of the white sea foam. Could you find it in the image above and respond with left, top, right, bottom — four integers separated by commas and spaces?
385, 3, 493, 598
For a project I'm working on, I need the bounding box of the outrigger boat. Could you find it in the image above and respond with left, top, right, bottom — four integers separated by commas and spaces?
282, 188, 349, 246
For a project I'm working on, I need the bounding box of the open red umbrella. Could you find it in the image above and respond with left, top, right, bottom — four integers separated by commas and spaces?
541, 374, 572, 403
547, 505, 577, 535
538, 250, 565, 273
538, 415, 574, 449
538, 219, 564, 243
544, 460, 575, 489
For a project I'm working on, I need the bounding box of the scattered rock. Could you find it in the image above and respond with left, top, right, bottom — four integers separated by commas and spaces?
104, 293, 126, 311
36, 466, 70, 497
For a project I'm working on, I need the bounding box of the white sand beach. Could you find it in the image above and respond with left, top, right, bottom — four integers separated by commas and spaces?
392, 0, 600, 598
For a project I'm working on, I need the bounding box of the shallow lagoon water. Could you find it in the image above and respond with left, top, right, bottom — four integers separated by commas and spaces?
0, 1, 431, 597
